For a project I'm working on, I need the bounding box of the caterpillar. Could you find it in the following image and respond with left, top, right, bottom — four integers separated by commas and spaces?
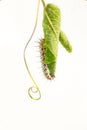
24, 0, 72, 100
39, 39, 55, 80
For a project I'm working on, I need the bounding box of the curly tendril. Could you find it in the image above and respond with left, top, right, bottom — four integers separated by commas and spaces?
24, 0, 45, 100
28, 86, 41, 100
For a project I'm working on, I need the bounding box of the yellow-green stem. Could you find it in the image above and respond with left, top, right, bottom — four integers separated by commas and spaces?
42, 0, 46, 7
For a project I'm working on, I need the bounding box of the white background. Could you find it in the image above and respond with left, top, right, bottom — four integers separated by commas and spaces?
0, 0, 87, 130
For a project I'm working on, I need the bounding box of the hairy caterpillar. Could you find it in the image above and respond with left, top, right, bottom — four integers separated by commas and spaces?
40, 39, 55, 80
24, 0, 72, 100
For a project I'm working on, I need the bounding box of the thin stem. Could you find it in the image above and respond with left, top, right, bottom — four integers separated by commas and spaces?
24, 0, 41, 100
41, 0, 46, 7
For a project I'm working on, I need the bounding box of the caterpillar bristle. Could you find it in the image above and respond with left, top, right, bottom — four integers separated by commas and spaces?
39, 38, 55, 80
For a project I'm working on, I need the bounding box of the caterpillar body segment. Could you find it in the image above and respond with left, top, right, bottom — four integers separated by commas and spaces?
40, 39, 55, 80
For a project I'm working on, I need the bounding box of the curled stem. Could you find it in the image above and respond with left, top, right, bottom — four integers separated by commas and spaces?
24, 0, 41, 100
28, 86, 41, 100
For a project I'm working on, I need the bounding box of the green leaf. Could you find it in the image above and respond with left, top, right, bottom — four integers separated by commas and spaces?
42, 3, 61, 75
59, 31, 72, 52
